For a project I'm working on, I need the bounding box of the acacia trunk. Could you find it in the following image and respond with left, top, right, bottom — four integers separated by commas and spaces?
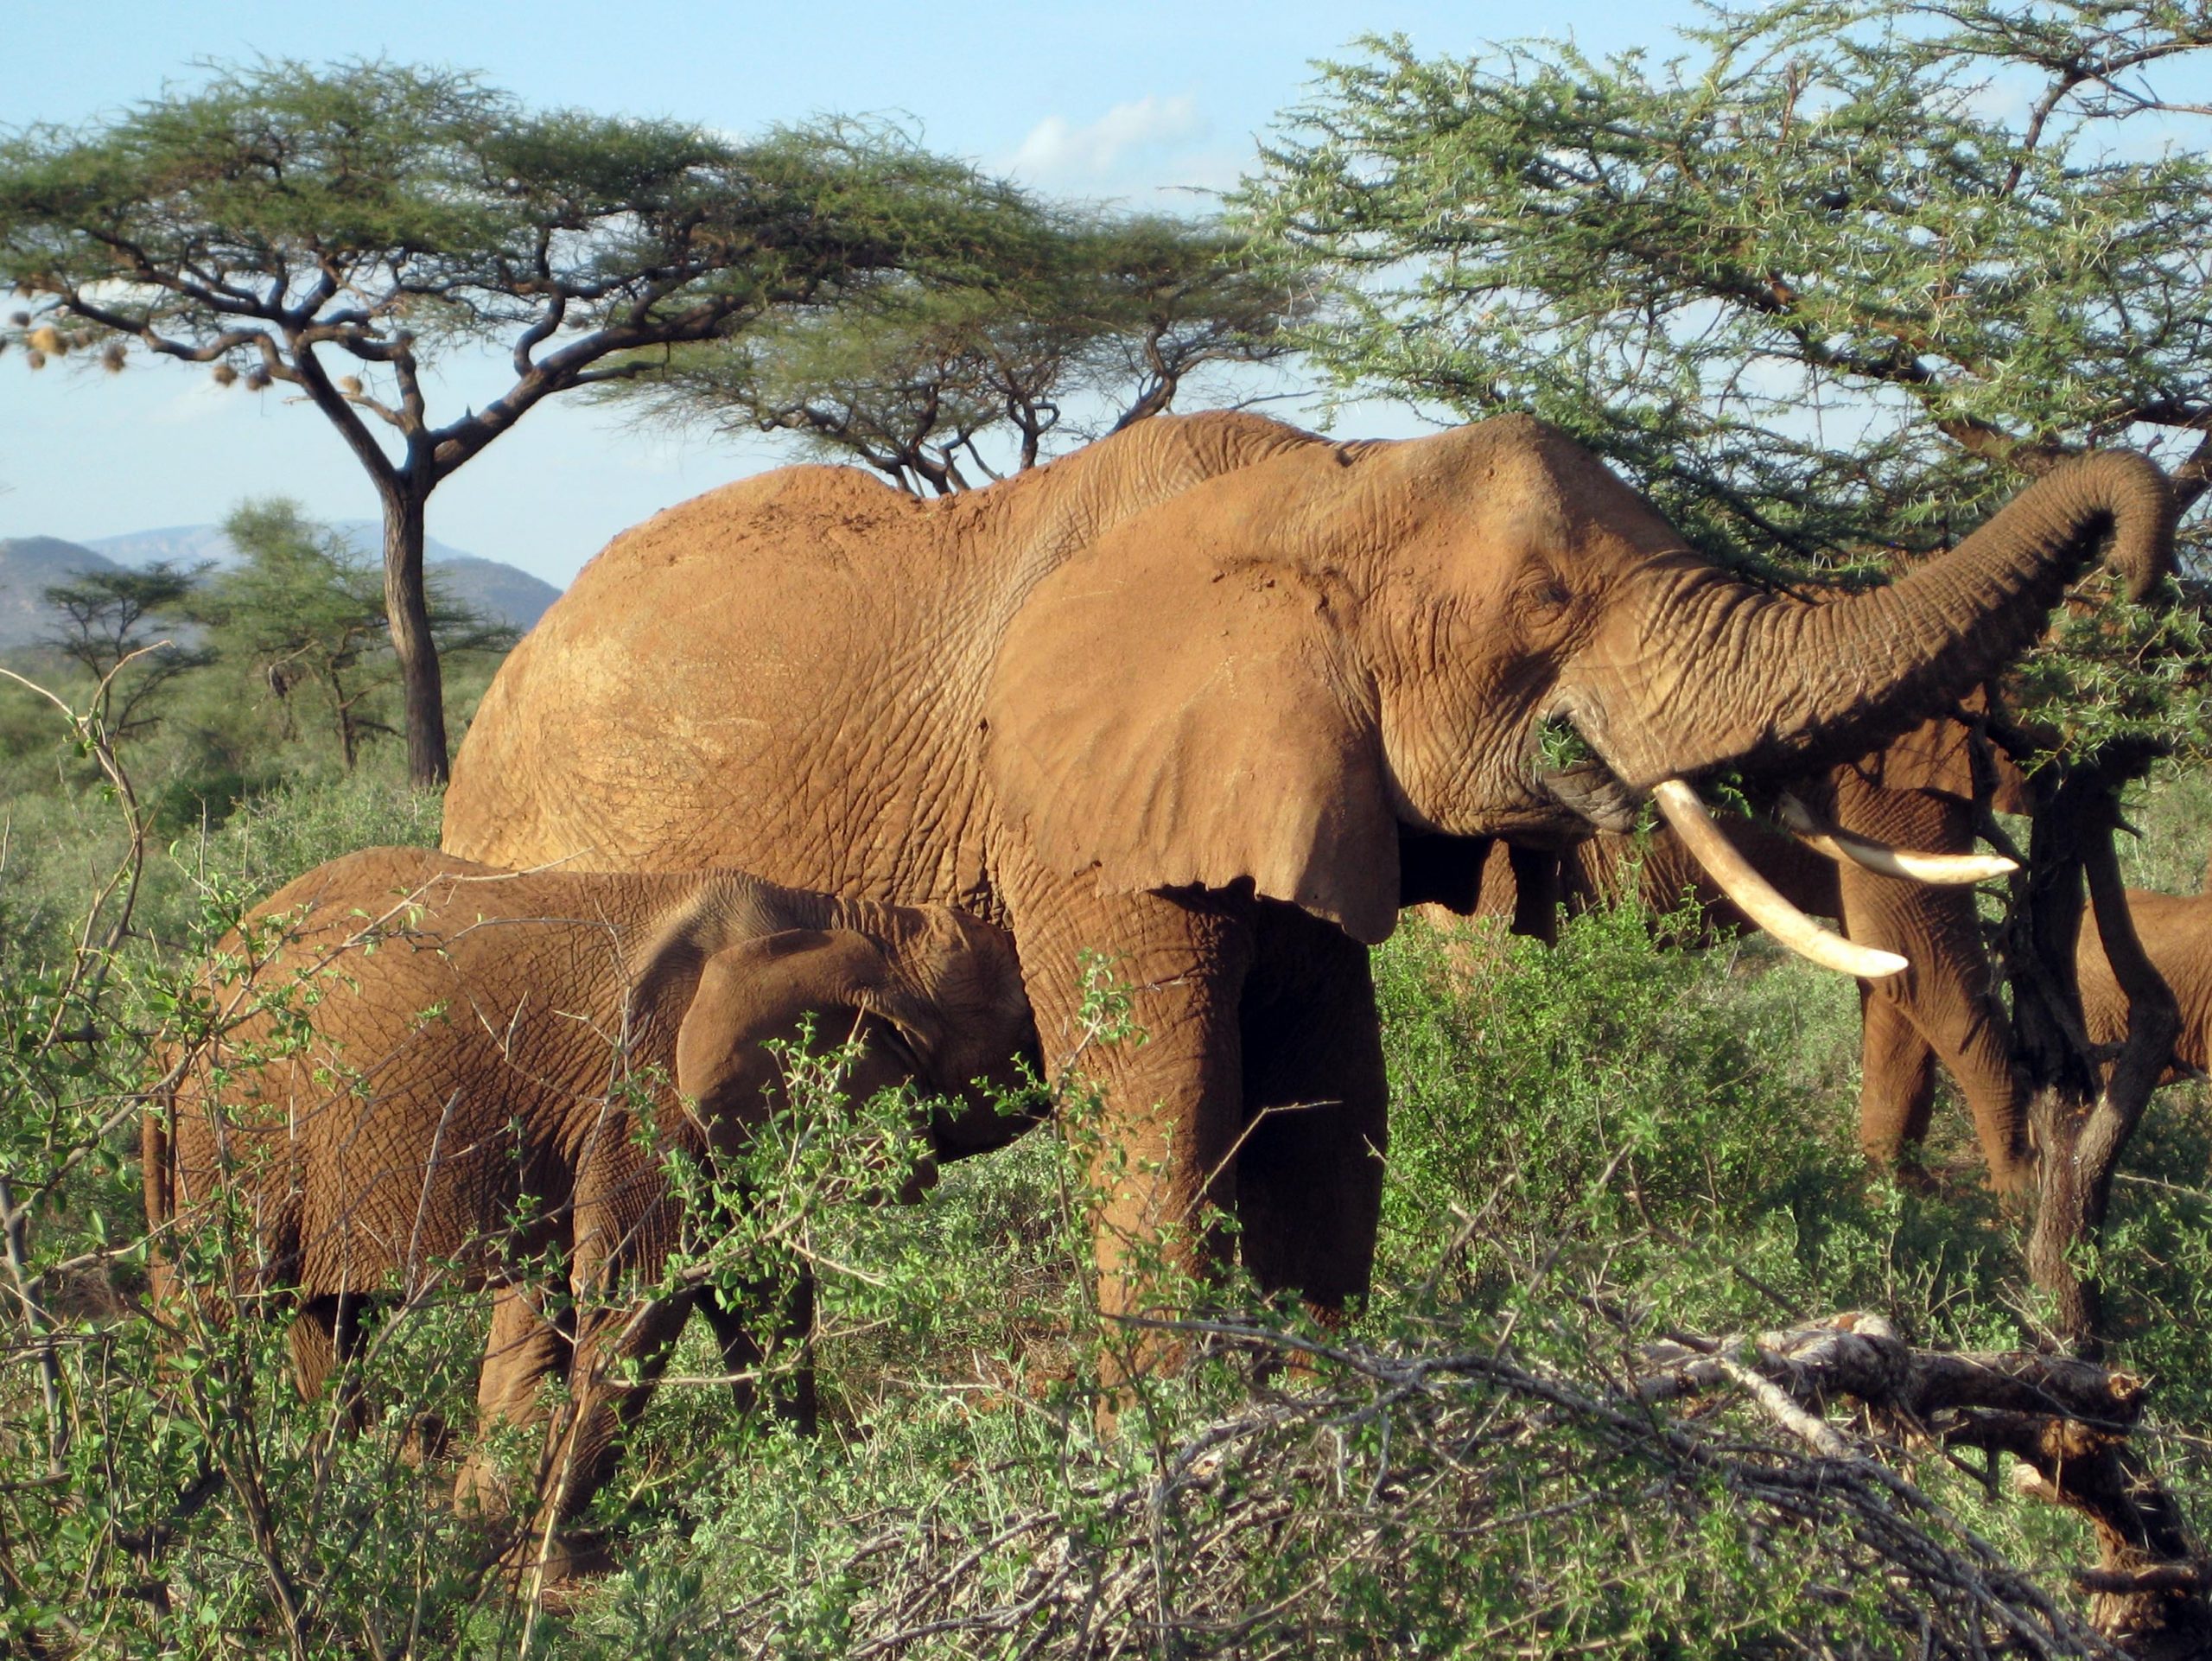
2004, 761, 2179, 1354
378, 483, 448, 787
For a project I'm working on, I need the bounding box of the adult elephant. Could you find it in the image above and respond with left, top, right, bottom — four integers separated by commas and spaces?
1455, 713, 2037, 1190
444, 410, 2172, 1339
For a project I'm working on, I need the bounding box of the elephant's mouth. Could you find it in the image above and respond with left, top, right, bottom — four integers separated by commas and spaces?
1529, 720, 2012, 983
1533, 755, 1644, 836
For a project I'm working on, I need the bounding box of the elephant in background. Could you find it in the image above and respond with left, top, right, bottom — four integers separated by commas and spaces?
1452, 712, 2038, 1190
145, 848, 1036, 1540
442, 407, 2173, 1341
2081, 888, 2212, 1081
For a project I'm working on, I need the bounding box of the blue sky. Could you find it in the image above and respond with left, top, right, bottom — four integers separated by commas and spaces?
2, 0, 1712, 582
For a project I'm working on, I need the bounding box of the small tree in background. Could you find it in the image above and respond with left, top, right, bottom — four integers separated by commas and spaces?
38, 563, 208, 741
0, 62, 1024, 782
197, 500, 512, 773
1238, 0, 2212, 1374
612, 209, 1302, 495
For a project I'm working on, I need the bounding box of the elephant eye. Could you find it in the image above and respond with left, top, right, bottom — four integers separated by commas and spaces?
1519, 573, 1575, 619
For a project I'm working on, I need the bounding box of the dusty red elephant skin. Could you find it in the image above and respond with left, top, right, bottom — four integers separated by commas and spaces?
146, 848, 1034, 1534
442, 409, 2173, 1345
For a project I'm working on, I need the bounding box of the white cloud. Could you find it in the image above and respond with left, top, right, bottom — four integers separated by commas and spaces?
1010, 94, 1207, 186
147, 378, 241, 426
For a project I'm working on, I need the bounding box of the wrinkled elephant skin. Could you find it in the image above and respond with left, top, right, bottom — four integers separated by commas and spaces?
146, 848, 1034, 1533
442, 410, 2172, 1342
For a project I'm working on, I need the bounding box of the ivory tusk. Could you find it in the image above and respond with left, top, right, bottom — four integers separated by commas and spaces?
1776, 793, 2018, 885
1650, 780, 1908, 980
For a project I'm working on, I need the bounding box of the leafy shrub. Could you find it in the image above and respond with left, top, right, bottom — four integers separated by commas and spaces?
3, 671, 2210, 1654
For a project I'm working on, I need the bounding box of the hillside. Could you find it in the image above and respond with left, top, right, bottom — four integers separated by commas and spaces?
0, 537, 127, 650
85, 522, 563, 633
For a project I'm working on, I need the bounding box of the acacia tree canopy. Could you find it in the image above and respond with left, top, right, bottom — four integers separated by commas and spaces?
1235, 1, 2212, 576
1236, 0, 2212, 1364
609, 207, 1303, 496
0, 60, 1025, 781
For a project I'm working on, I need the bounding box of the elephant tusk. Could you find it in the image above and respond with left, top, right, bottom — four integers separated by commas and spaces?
1776, 793, 2018, 886
1650, 780, 1908, 980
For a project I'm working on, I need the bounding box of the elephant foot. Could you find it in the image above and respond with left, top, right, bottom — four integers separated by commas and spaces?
477, 1524, 620, 1611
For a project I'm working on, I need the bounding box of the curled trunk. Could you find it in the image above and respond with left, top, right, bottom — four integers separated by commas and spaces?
1601, 451, 2174, 788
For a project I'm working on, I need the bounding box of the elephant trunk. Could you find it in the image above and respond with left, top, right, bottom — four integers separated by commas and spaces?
1592, 449, 2175, 790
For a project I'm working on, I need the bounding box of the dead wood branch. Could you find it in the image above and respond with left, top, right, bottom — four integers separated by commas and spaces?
663, 1310, 2211, 1658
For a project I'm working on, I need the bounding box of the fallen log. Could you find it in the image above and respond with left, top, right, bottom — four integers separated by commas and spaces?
1630, 1311, 2209, 1658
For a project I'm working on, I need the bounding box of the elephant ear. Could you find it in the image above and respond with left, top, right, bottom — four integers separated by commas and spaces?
984, 552, 1400, 944
673, 929, 943, 1132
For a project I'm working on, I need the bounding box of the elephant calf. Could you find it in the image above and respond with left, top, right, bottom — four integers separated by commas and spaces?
145, 848, 1037, 1539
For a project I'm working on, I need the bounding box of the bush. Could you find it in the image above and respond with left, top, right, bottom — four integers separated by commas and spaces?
3, 663, 2209, 1653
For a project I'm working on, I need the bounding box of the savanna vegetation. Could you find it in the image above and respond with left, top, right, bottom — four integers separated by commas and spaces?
8, 1, 2212, 1654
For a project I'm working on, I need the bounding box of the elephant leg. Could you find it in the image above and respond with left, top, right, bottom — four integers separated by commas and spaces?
1831, 787, 2030, 1193
543, 1291, 696, 1531
1235, 904, 1388, 1309
287, 1292, 371, 1420
1004, 869, 1254, 1359
1859, 989, 1938, 1166
456, 1280, 571, 1519
697, 1273, 817, 1435
516, 1140, 702, 1531
1898, 983, 2031, 1193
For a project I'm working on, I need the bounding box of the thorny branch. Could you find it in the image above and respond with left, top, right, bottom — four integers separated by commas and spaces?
659, 1310, 2203, 1658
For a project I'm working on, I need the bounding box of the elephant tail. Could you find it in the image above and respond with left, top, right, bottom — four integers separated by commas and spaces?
141, 1062, 181, 1319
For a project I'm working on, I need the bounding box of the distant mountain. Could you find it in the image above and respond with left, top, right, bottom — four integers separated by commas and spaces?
0, 520, 563, 652
0, 537, 126, 651
429, 557, 564, 638
85, 521, 562, 633
80, 524, 243, 573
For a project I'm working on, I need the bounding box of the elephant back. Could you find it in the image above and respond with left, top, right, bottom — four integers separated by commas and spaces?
441, 410, 1326, 901
158, 850, 696, 1294
2080, 889, 2212, 1078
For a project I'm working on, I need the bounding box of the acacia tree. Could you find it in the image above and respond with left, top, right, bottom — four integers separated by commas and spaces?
1240, 3, 2212, 1336
613, 209, 1302, 495
199, 500, 512, 772
38, 563, 208, 741
0, 63, 1020, 782
1239, 3, 2212, 570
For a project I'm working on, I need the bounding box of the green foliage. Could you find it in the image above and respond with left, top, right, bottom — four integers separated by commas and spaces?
8, 752, 2212, 1649
5, 528, 2211, 1652
194, 500, 512, 771
609, 207, 1300, 494
0, 496, 503, 938
1236, 1, 2212, 574
2122, 759, 2212, 894
37, 562, 211, 738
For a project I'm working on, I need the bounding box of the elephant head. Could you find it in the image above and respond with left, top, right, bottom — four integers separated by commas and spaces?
673, 907, 1038, 1180
983, 417, 2171, 962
